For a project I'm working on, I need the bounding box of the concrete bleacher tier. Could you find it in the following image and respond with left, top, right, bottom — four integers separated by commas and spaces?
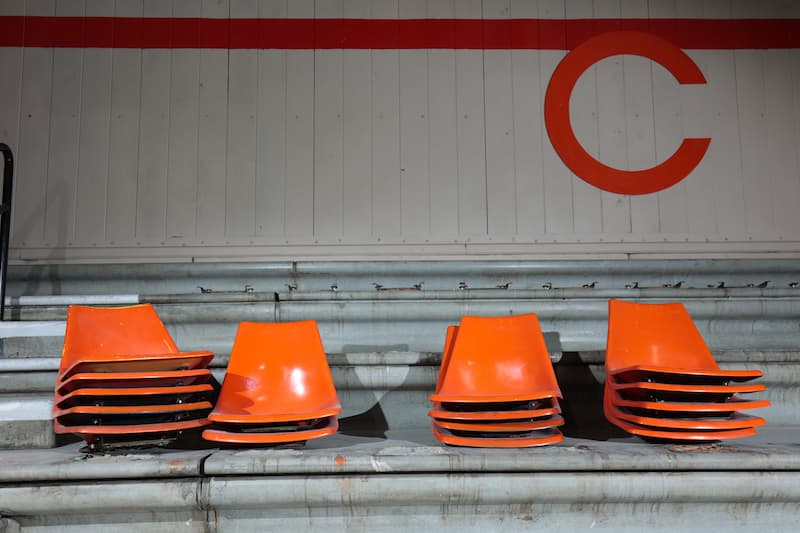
1, 260, 798, 531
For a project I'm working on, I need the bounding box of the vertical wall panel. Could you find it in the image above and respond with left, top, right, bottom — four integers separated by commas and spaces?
733, 0, 771, 241
0, 1, 23, 16
787, 51, 800, 238
74, 1, 114, 245
0, 0, 23, 232
426, 0, 459, 238
539, 1, 573, 234
44, 1, 81, 248
166, 48, 201, 241
398, 48, 432, 237
340, 0, 372, 239
688, 50, 741, 236
196, 1, 229, 242
106, 0, 143, 245
225, 0, 258, 236
625, 58, 660, 235
764, 50, 798, 239
650, 0, 690, 235
592, 0, 629, 235
341, 48, 373, 241
13, 0, 55, 246
135, 0, 172, 243
165, 0, 202, 242
370, 0, 402, 239
454, 48, 488, 237
687, 1, 738, 236
454, 1, 487, 236
484, 0, 516, 236
484, 48, 517, 236
337, 0, 374, 242
540, 49, 575, 235
399, 1, 431, 237
314, 0, 345, 240
45, 0, 83, 249
509, 1, 545, 236
621, 0, 660, 235
568, 0, 603, 235
255, 0, 288, 237
736, 50, 773, 239
284, 0, 315, 239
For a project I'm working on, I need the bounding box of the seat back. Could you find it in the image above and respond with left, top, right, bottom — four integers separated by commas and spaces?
60, 304, 179, 374
214, 320, 340, 418
605, 299, 718, 372
435, 325, 459, 394
434, 313, 561, 400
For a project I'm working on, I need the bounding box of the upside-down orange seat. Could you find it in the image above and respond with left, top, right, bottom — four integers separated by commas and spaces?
604, 299, 769, 441
53, 304, 215, 450
202, 320, 341, 445
429, 315, 565, 448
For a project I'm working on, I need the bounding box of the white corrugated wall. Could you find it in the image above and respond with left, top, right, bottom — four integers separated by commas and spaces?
1, 0, 800, 263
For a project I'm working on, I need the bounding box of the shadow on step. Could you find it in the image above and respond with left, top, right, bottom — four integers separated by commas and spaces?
337, 403, 390, 439
554, 352, 628, 441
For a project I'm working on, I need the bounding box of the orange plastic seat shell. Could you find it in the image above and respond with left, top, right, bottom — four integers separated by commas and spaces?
610, 365, 763, 383
202, 417, 339, 444
57, 369, 212, 395
53, 417, 210, 437
54, 384, 214, 409
61, 354, 214, 379
428, 404, 560, 421
431, 422, 564, 448
53, 400, 213, 418
606, 403, 766, 430
605, 300, 763, 381
608, 379, 766, 395
604, 411, 758, 441
434, 325, 459, 394
430, 314, 561, 403
603, 392, 758, 441
607, 388, 770, 413
434, 415, 564, 433
58, 304, 213, 380
208, 321, 341, 424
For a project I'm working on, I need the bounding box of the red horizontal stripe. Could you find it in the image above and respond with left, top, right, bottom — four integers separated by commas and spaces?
0, 17, 799, 49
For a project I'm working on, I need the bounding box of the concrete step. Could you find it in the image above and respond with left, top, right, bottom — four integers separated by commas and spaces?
8, 259, 800, 295
4, 291, 800, 354
0, 427, 798, 532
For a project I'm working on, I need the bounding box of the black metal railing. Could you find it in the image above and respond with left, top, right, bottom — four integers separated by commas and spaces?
0, 144, 13, 321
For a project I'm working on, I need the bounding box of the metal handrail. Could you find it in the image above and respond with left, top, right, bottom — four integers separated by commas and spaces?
0, 144, 13, 321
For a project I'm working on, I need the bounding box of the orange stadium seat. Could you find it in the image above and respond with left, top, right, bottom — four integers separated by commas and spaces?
604, 299, 769, 441
202, 320, 341, 445
429, 314, 564, 447
53, 304, 215, 450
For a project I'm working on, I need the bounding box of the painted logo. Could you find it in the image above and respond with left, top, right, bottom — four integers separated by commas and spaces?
544, 30, 711, 195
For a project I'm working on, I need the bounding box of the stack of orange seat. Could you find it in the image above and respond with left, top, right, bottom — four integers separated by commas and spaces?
604, 299, 769, 441
429, 314, 565, 447
202, 320, 341, 445
53, 304, 215, 450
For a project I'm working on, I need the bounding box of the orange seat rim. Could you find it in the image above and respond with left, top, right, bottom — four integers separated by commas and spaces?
53, 400, 213, 418
208, 407, 342, 424
53, 417, 211, 435
608, 379, 766, 394
433, 415, 565, 432
202, 418, 338, 444
429, 390, 561, 403
431, 422, 564, 448
427, 406, 560, 421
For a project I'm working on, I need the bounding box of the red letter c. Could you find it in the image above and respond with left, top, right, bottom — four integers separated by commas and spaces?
544, 31, 711, 195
